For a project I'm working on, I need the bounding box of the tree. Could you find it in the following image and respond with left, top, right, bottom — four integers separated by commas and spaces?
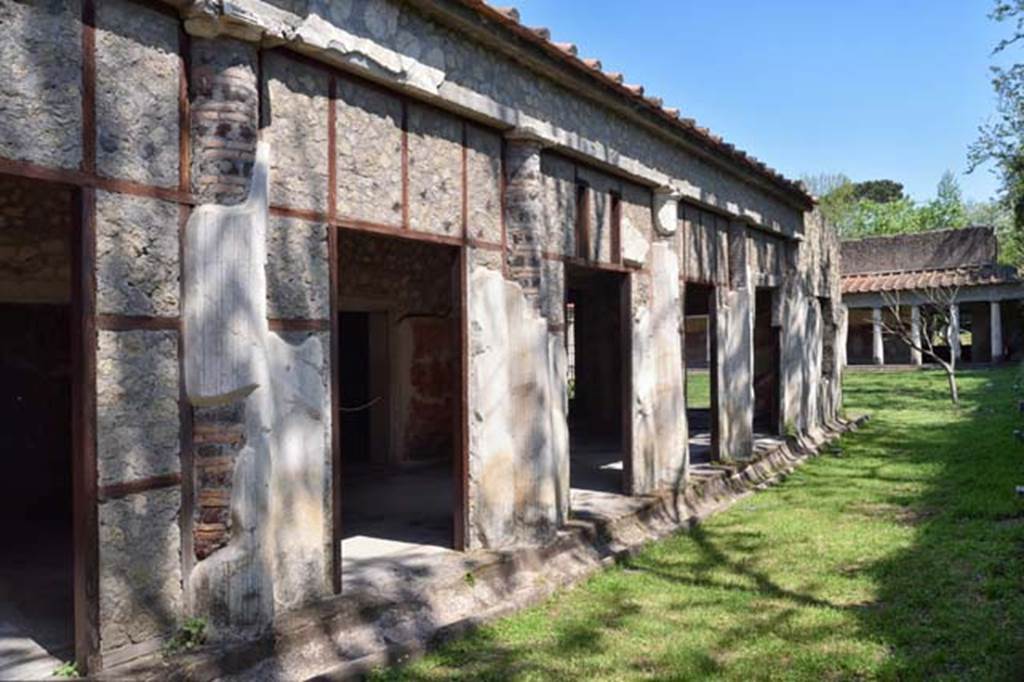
968, 1, 1024, 261
851, 179, 905, 204
919, 171, 969, 230
879, 287, 962, 405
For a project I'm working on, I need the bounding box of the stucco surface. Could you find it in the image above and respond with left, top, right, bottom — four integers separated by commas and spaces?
96, 191, 180, 317
96, 330, 180, 487
95, 0, 180, 187
0, 0, 82, 170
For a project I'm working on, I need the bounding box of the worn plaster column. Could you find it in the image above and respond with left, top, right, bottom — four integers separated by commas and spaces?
502, 127, 568, 542
949, 303, 961, 362
713, 222, 754, 462
991, 300, 1004, 363
872, 307, 885, 365
910, 305, 923, 366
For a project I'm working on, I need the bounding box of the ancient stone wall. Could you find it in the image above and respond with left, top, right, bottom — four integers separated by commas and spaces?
0, 0, 848, 670
335, 77, 404, 225
202, 0, 804, 236
0, 176, 73, 304
841, 226, 998, 275
95, 0, 180, 187
263, 52, 329, 213
0, 0, 82, 170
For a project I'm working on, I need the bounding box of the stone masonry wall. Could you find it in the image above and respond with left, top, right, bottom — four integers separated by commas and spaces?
0, 175, 73, 304
0, 0, 82, 170
465, 125, 503, 245
95, 191, 180, 317
408, 102, 462, 236
263, 51, 329, 213
335, 77, 404, 225
212, 0, 805, 236
95, 0, 180, 187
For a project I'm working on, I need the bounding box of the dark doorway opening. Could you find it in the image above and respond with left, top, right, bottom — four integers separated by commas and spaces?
753, 287, 781, 435
684, 282, 719, 465
566, 265, 629, 495
0, 176, 76, 679
336, 231, 462, 574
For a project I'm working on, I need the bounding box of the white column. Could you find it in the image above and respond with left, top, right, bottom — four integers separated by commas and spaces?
872, 307, 885, 365
910, 305, 923, 366
991, 300, 1003, 363
949, 303, 961, 362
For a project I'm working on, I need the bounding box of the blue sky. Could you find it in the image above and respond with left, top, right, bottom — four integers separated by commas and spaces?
508, 1, 1014, 202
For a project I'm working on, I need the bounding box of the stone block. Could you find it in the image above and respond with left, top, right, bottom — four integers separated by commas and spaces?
99, 487, 183, 653
335, 76, 403, 225
0, 0, 82, 169
407, 102, 462, 236
95, 0, 180, 187
96, 190, 180, 316
97, 330, 180, 486
266, 216, 329, 320
264, 53, 329, 213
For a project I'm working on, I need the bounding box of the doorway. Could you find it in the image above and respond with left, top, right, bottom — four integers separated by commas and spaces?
336, 230, 463, 575
753, 287, 781, 436
0, 175, 78, 678
684, 282, 719, 464
565, 265, 630, 495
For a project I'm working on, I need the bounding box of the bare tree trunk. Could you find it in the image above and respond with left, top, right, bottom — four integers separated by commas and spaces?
941, 360, 959, 405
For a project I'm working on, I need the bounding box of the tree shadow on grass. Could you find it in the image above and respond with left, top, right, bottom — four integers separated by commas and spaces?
378, 369, 1024, 680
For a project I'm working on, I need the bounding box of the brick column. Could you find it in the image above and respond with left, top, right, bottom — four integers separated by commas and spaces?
190, 38, 259, 205
503, 128, 545, 308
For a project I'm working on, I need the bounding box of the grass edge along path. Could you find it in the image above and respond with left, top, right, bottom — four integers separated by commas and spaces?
373, 367, 1024, 681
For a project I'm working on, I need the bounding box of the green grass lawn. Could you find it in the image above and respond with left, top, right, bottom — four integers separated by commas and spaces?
687, 370, 711, 410
375, 368, 1024, 681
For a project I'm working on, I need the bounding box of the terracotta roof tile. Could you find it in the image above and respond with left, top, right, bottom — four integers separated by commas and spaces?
458, 0, 812, 205
841, 265, 1022, 294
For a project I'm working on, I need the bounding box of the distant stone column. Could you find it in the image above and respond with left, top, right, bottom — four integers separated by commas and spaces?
910, 305, 923, 366
872, 307, 885, 365
991, 300, 1004, 363
949, 303, 961, 362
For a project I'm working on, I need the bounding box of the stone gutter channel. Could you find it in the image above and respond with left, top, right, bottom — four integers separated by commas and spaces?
104, 416, 868, 682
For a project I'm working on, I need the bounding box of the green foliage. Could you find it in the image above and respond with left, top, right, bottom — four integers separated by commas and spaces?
164, 617, 208, 656
374, 368, 1024, 681
814, 171, 1010, 252
969, 1, 1024, 261
850, 179, 906, 204
51, 661, 79, 678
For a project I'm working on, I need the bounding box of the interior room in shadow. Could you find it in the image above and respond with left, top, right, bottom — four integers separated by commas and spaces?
0, 175, 76, 678
565, 264, 628, 494
337, 230, 460, 558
